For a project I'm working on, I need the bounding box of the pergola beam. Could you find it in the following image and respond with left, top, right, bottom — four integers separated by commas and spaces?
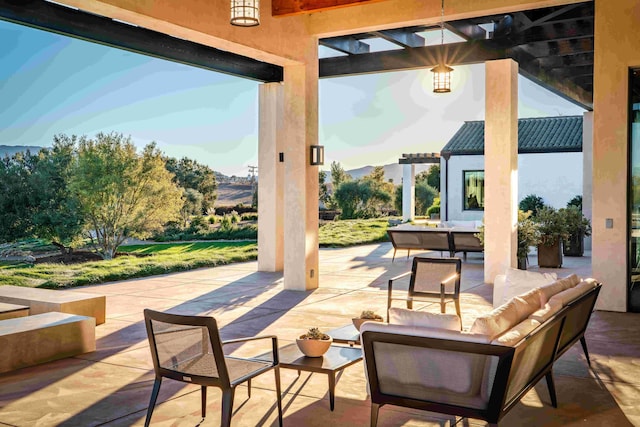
320, 36, 370, 55
372, 29, 425, 48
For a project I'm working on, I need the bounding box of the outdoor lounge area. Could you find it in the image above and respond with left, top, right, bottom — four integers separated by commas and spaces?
0, 242, 638, 426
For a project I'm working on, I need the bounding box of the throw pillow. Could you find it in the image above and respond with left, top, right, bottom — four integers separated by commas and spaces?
501, 268, 557, 305
470, 299, 520, 339
513, 288, 543, 320
539, 274, 581, 305
491, 319, 541, 346
388, 307, 461, 331
528, 303, 562, 323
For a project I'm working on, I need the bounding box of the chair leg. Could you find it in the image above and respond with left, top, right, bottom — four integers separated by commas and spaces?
274, 367, 283, 427
407, 300, 413, 310
247, 378, 251, 398
370, 403, 380, 427
440, 299, 446, 313
392, 248, 397, 262
545, 371, 558, 408
406, 249, 410, 260
201, 385, 207, 418
454, 297, 462, 319
580, 336, 591, 367
221, 388, 236, 427
144, 378, 162, 427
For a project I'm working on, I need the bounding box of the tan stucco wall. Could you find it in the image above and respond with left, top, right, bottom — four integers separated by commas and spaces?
592, 1, 640, 312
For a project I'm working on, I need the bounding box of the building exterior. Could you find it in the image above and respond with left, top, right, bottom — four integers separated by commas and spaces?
440, 116, 586, 222
3, 0, 639, 313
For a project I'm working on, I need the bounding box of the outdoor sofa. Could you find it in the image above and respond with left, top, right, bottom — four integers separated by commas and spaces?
387, 225, 483, 261
361, 272, 601, 426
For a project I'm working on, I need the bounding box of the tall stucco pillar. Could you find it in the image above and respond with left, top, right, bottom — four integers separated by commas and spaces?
282, 61, 320, 290
402, 163, 415, 222
258, 83, 284, 272
582, 111, 593, 251
484, 59, 518, 283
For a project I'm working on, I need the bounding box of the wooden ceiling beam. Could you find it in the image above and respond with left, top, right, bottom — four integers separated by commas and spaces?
320, 36, 370, 54
371, 29, 425, 48
272, 0, 386, 17
445, 22, 486, 41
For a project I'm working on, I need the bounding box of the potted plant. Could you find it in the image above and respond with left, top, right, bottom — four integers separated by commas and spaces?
296, 327, 333, 357
352, 310, 384, 331
535, 207, 569, 268
517, 210, 541, 270
561, 206, 591, 257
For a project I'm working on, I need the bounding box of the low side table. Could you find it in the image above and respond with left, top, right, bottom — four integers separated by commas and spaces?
275, 343, 362, 411
327, 324, 360, 346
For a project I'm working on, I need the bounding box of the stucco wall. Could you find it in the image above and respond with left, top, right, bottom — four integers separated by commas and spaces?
441, 152, 583, 221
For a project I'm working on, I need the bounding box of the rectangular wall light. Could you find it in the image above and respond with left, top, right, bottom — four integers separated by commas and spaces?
310, 145, 324, 166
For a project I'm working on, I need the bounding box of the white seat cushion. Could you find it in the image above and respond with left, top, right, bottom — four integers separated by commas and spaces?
539, 274, 580, 305
491, 319, 541, 346
500, 268, 557, 306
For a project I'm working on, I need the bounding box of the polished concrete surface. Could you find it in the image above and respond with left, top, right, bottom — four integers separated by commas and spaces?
0, 243, 638, 426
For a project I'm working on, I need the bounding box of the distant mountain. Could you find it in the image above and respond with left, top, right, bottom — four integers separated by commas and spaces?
339, 163, 434, 184
0, 145, 44, 157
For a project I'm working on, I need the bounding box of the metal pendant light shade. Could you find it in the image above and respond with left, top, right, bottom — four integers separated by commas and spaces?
433, 0, 453, 93
230, 0, 260, 27
431, 63, 453, 93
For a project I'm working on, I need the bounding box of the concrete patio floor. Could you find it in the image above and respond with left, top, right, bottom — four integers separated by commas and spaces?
0, 243, 639, 426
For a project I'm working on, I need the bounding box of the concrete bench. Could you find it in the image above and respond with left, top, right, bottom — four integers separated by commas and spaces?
0, 312, 96, 373
0, 286, 106, 325
0, 302, 29, 320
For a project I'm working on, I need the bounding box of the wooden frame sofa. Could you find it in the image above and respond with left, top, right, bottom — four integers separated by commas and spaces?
387, 227, 483, 261
361, 275, 601, 426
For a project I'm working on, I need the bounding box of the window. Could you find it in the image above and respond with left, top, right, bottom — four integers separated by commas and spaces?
464, 171, 484, 210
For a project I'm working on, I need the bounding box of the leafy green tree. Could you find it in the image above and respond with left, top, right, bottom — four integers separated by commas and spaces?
330, 161, 350, 190
165, 157, 217, 214
70, 133, 183, 259
394, 182, 438, 215
29, 135, 85, 256
180, 188, 204, 227
0, 151, 36, 243
363, 166, 395, 212
334, 180, 391, 219
319, 170, 331, 207
519, 194, 546, 217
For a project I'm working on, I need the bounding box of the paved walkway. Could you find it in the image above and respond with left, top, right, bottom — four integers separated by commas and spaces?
0, 243, 638, 426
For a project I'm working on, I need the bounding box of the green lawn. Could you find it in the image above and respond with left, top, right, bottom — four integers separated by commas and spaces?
0, 218, 392, 288
0, 241, 257, 289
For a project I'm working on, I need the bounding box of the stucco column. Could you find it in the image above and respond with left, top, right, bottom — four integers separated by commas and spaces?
402, 163, 415, 222
484, 59, 518, 283
282, 60, 320, 290
582, 111, 593, 251
258, 83, 284, 272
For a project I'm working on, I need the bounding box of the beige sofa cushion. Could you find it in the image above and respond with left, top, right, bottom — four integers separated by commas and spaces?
470, 299, 521, 339
500, 268, 557, 306
389, 307, 461, 330
539, 274, 580, 305
548, 279, 598, 307
528, 303, 562, 323
513, 288, 543, 319
491, 319, 541, 346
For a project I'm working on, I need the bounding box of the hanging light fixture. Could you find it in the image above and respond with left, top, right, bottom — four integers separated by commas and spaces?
230, 0, 260, 27
431, 0, 453, 93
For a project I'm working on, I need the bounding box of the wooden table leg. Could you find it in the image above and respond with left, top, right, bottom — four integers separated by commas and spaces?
328, 372, 336, 411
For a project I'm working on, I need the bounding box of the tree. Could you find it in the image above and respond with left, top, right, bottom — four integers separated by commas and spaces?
415, 165, 440, 191
165, 157, 217, 214
334, 180, 391, 219
363, 166, 395, 212
29, 135, 85, 256
70, 133, 183, 259
319, 170, 331, 207
519, 194, 546, 217
0, 151, 36, 243
330, 161, 350, 190
180, 188, 204, 227
394, 182, 438, 215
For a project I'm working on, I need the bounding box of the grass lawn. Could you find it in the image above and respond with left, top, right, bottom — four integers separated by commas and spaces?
0, 241, 257, 289
319, 218, 390, 247
0, 218, 392, 288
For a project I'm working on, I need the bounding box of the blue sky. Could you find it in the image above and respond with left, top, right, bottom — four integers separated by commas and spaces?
0, 19, 585, 176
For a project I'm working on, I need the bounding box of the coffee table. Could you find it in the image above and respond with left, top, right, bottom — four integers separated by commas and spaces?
274, 343, 362, 411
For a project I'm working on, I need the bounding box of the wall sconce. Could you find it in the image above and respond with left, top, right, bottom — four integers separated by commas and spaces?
230, 0, 260, 27
310, 145, 324, 166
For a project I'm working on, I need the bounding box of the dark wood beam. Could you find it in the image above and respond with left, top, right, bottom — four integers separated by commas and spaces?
505, 19, 593, 46
509, 48, 592, 110
320, 39, 504, 77
273, 0, 386, 17
371, 29, 425, 48
0, 0, 283, 82
445, 22, 486, 41
551, 65, 592, 78
518, 3, 582, 31
320, 36, 370, 54
535, 52, 593, 69
513, 37, 593, 57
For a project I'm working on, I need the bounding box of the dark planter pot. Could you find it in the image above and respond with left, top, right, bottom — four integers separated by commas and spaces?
563, 230, 585, 257
517, 256, 528, 270
538, 240, 563, 268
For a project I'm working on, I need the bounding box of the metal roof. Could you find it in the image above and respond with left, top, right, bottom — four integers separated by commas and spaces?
441, 115, 583, 156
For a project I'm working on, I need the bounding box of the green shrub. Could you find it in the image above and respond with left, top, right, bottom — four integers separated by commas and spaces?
241, 212, 258, 221
567, 195, 582, 210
